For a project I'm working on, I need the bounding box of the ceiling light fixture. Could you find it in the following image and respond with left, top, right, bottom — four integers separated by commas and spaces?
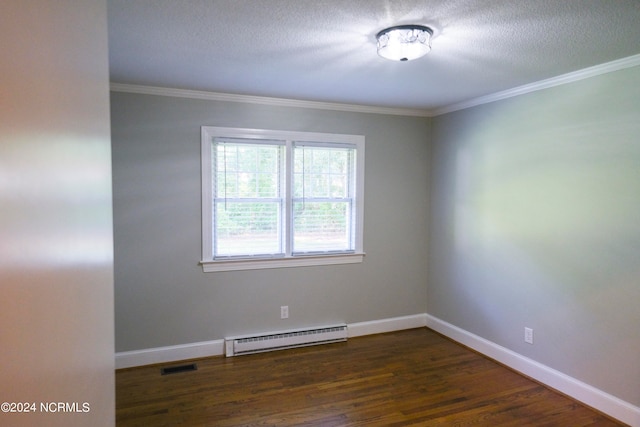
376, 25, 433, 62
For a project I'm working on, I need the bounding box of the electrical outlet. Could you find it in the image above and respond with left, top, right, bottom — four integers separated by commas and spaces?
280, 305, 289, 319
524, 327, 534, 344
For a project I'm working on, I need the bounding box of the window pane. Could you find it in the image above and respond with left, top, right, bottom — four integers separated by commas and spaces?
213, 141, 282, 258
216, 143, 280, 198
215, 202, 282, 257
292, 201, 352, 253
294, 146, 353, 199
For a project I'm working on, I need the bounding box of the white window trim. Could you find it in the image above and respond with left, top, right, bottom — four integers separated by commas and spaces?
200, 126, 365, 272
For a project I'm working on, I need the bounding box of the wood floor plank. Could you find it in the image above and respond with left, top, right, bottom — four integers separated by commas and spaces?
116, 328, 625, 426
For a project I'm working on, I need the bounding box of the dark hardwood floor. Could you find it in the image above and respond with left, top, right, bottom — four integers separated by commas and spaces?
116, 328, 624, 426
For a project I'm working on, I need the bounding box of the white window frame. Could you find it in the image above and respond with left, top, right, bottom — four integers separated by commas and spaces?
201, 126, 365, 272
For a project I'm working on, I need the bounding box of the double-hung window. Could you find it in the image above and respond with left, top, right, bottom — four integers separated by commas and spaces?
201, 127, 364, 272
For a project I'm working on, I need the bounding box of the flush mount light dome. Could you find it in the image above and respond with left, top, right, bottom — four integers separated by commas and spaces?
376, 24, 433, 61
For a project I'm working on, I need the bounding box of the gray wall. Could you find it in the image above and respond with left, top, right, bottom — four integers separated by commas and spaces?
111, 92, 431, 352
0, 1, 114, 425
428, 66, 640, 405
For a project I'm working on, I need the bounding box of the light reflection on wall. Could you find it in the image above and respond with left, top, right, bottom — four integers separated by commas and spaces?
454, 108, 640, 286
434, 71, 640, 404
0, 135, 113, 268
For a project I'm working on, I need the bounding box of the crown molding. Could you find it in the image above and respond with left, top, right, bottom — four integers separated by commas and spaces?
111, 54, 640, 118
433, 53, 640, 116
109, 83, 432, 117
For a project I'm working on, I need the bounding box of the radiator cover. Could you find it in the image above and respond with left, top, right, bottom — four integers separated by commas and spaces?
225, 324, 348, 357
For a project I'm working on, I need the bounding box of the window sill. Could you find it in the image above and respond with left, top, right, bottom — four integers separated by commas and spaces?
200, 253, 365, 272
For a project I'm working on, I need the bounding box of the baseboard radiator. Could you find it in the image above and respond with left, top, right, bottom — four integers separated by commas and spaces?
225, 324, 348, 357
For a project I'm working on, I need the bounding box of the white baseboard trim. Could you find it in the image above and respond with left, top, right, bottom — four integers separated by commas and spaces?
116, 339, 224, 369
115, 313, 427, 370
348, 313, 427, 338
426, 314, 640, 427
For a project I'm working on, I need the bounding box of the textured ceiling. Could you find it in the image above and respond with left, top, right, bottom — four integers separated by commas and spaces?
107, 0, 640, 112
